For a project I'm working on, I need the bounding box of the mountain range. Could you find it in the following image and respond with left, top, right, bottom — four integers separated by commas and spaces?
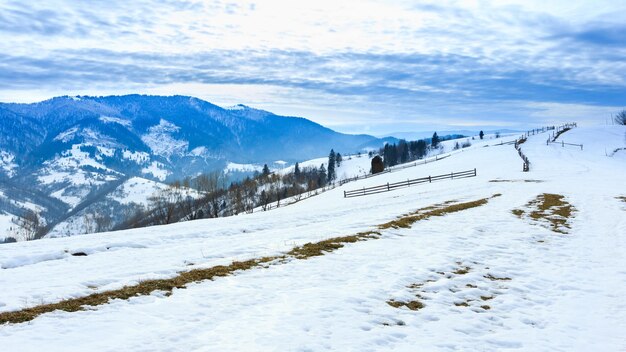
0, 94, 394, 239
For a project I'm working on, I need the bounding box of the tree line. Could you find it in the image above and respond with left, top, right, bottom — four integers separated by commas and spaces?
375, 132, 469, 168
116, 158, 342, 230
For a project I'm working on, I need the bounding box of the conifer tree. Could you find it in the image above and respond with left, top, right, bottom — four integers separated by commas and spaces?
318, 163, 327, 187
431, 132, 440, 148
327, 149, 336, 182
479, 130, 484, 139
294, 162, 301, 179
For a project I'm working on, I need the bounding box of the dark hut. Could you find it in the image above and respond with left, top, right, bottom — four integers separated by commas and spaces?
371, 155, 384, 174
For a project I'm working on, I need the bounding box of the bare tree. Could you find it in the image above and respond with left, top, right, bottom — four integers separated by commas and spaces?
195, 171, 226, 218
615, 110, 626, 125
10, 209, 43, 241
83, 213, 96, 234
94, 212, 113, 232
148, 186, 184, 225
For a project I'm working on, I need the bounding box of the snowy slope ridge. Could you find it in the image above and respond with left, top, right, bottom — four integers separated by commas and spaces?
0, 125, 625, 351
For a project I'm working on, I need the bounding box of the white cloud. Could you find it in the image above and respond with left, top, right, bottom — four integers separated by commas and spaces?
1, 0, 626, 133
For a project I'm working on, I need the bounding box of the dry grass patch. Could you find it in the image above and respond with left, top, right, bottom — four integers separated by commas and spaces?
453, 266, 471, 275
511, 209, 524, 218
2, 195, 499, 325
513, 193, 575, 234
484, 273, 511, 281
1, 231, 386, 325
287, 231, 380, 259
387, 299, 424, 311
0, 257, 280, 325
378, 194, 499, 230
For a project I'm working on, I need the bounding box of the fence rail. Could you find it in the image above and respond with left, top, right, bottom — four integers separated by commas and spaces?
547, 140, 583, 150
551, 122, 577, 142
524, 126, 555, 137
514, 136, 530, 172
343, 169, 476, 198
338, 154, 451, 186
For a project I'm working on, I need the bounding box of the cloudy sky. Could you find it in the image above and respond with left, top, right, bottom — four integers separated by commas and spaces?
1, 0, 625, 134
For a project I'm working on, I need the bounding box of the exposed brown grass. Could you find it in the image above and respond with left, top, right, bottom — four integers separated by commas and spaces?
378, 194, 499, 230
287, 231, 380, 259
529, 194, 574, 233
387, 299, 424, 310
514, 193, 575, 234
484, 274, 511, 281
453, 266, 471, 275
2, 195, 499, 325
511, 209, 524, 218
0, 257, 277, 325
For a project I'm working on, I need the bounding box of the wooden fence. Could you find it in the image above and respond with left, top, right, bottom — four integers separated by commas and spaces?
343, 169, 476, 198
514, 136, 530, 172
512, 123, 578, 172
547, 140, 583, 150
338, 154, 451, 186
551, 122, 577, 142
524, 126, 555, 137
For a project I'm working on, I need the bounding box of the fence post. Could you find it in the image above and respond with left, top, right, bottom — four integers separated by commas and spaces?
474, 168, 476, 176
387, 183, 390, 191
343, 190, 346, 198
451, 171, 453, 179
562, 141, 564, 147
429, 176, 431, 183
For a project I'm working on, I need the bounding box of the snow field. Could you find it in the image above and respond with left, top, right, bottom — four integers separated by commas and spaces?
0, 125, 624, 351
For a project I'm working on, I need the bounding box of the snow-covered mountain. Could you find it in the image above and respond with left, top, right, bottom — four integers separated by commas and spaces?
0, 95, 391, 238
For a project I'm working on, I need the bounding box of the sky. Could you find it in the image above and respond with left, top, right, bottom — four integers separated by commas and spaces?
1, 0, 625, 135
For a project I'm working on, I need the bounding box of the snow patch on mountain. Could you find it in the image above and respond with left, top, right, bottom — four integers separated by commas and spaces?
142, 161, 170, 181
99, 116, 132, 127
225, 162, 262, 173
190, 146, 207, 157
95, 146, 115, 158
225, 104, 246, 110
54, 127, 79, 142
122, 150, 150, 164
0, 151, 18, 177
141, 119, 189, 160
54, 144, 108, 171
108, 177, 169, 206
53, 127, 121, 149
50, 188, 87, 208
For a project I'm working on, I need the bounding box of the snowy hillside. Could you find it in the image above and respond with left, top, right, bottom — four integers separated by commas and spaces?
0, 125, 624, 351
